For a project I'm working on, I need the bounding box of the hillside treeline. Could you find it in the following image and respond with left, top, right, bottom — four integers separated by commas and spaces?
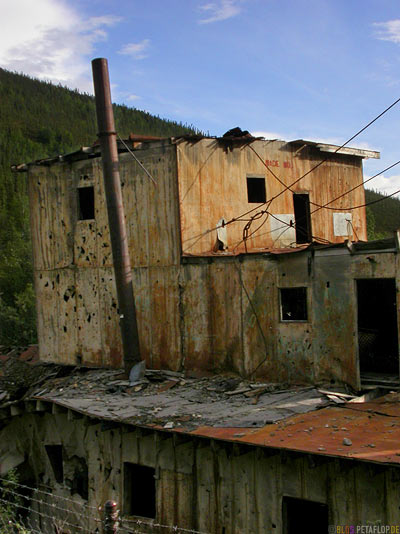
365, 189, 400, 239
0, 68, 196, 347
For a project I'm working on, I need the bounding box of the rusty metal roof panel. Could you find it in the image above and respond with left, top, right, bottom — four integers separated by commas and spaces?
189, 395, 400, 465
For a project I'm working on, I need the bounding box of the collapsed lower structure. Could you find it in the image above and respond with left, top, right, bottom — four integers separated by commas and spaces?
3, 132, 400, 532
1, 352, 400, 532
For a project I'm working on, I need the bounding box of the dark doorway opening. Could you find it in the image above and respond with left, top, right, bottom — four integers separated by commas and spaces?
357, 278, 398, 375
293, 193, 312, 244
283, 496, 328, 534
124, 463, 156, 519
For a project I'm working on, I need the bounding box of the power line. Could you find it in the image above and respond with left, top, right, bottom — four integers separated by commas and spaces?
118, 134, 157, 185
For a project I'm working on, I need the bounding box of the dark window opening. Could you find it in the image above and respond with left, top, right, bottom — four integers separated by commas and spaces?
280, 287, 307, 321
78, 186, 95, 220
247, 177, 266, 203
293, 193, 312, 244
67, 456, 88, 500
45, 445, 64, 483
357, 278, 398, 375
124, 463, 156, 519
283, 497, 328, 534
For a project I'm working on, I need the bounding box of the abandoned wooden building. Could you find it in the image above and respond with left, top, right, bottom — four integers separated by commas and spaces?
14, 133, 395, 391
4, 133, 400, 532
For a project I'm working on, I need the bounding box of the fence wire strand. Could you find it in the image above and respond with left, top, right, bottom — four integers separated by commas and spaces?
0, 477, 210, 534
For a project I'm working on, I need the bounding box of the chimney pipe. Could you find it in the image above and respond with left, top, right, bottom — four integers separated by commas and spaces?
91, 58, 141, 372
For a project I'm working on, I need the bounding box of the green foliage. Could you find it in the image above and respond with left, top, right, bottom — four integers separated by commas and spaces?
0, 469, 30, 533
0, 67, 198, 346
365, 188, 400, 239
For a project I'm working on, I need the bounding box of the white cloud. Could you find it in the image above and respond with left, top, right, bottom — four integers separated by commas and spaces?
251, 130, 286, 140
366, 173, 400, 197
118, 39, 150, 60
373, 20, 400, 44
126, 94, 141, 102
198, 0, 242, 24
0, 0, 120, 92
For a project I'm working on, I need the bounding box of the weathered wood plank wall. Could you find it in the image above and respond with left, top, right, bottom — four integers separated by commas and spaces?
1, 414, 399, 533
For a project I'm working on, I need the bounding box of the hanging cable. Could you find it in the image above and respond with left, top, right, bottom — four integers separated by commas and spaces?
117, 134, 157, 185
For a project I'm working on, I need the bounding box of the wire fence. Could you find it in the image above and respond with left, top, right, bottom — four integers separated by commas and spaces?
0, 476, 209, 534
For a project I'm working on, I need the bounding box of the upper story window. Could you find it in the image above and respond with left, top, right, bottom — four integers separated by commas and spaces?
78, 186, 95, 220
247, 176, 266, 203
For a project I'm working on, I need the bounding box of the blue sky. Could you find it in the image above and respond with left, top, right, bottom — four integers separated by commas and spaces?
1, 0, 400, 194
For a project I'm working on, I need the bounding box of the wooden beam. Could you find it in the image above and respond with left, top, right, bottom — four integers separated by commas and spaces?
316, 143, 380, 159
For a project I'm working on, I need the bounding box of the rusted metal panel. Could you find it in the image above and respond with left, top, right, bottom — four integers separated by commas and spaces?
191, 401, 400, 465
177, 139, 367, 255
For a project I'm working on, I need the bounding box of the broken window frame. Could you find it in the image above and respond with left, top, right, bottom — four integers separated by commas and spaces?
279, 287, 308, 322
77, 185, 95, 221
246, 175, 267, 204
123, 462, 157, 519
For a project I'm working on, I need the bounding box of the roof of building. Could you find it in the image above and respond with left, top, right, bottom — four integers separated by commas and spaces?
11, 133, 380, 172
1, 350, 399, 467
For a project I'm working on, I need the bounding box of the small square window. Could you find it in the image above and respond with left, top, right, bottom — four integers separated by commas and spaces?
124, 463, 156, 519
246, 177, 266, 203
280, 287, 308, 321
78, 186, 95, 220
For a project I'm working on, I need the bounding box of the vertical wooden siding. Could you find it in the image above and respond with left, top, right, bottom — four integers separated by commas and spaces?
2, 415, 399, 533
177, 139, 367, 255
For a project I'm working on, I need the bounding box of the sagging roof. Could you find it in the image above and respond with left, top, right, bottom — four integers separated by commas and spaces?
1, 354, 400, 467
11, 132, 380, 172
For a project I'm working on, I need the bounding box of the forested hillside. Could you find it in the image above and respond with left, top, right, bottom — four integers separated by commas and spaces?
0, 68, 197, 346
365, 189, 400, 240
